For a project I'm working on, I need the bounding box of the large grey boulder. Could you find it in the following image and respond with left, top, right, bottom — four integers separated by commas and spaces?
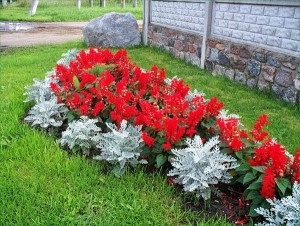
83, 12, 141, 47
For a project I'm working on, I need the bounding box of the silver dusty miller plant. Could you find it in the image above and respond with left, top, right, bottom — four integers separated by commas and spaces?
56, 48, 79, 67
255, 182, 300, 226
94, 120, 146, 177
24, 70, 57, 103
168, 135, 239, 200
24, 97, 68, 129
60, 116, 102, 155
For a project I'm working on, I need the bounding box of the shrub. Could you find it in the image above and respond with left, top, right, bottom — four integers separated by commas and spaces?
94, 120, 146, 177
168, 135, 239, 200
255, 182, 300, 226
24, 97, 68, 129
60, 116, 102, 155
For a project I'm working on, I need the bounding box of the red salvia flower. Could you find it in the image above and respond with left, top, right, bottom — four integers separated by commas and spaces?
291, 148, 300, 183
250, 114, 269, 142
249, 139, 289, 176
261, 167, 276, 199
142, 131, 155, 147
206, 96, 224, 116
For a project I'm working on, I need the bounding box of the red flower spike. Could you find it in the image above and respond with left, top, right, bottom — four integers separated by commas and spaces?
142, 131, 155, 147
261, 167, 276, 199
291, 148, 300, 183
206, 96, 224, 116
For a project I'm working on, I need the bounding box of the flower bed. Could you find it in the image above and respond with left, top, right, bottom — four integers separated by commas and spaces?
24, 48, 300, 225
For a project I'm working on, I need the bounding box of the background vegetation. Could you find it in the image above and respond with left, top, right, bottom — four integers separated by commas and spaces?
0, 0, 143, 21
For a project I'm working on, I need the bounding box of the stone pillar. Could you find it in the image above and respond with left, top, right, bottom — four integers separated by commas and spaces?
100, 0, 106, 7
76, 0, 81, 9
200, 1, 213, 69
121, 0, 125, 8
28, 0, 39, 16
2, 0, 7, 7
143, 0, 150, 45
133, 0, 137, 8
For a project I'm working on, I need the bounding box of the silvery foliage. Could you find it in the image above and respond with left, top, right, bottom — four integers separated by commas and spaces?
56, 48, 79, 67
24, 96, 68, 129
164, 75, 179, 86
185, 89, 206, 103
255, 182, 300, 226
60, 116, 102, 155
94, 120, 146, 177
168, 135, 239, 200
217, 109, 240, 121
24, 70, 57, 103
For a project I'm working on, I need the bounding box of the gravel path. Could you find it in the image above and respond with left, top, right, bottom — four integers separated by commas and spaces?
0, 20, 143, 50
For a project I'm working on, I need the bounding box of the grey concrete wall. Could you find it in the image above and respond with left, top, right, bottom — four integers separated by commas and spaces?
146, 0, 300, 104
212, 2, 300, 57
151, 1, 206, 33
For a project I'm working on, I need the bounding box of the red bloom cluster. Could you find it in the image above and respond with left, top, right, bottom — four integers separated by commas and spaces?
291, 148, 300, 183
216, 117, 245, 151
51, 48, 224, 151
249, 140, 290, 198
249, 114, 269, 142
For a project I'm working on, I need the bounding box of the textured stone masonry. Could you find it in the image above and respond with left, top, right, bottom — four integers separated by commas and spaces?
213, 3, 300, 56
151, 1, 206, 34
149, 1, 300, 104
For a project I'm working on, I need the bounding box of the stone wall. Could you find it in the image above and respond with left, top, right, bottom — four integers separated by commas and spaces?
146, 0, 300, 104
213, 2, 300, 57
151, 1, 206, 34
205, 38, 300, 104
148, 25, 203, 66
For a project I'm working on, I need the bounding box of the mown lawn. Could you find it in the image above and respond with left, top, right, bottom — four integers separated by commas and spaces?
0, 0, 143, 21
0, 41, 232, 226
0, 40, 299, 225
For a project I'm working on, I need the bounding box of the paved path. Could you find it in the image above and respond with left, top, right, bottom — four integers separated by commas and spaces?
0, 20, 143, 50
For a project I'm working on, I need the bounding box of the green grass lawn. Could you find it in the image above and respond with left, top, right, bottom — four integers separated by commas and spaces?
0, 0, 143, 21
0, 40, 299, 225
0, 41, 232, 226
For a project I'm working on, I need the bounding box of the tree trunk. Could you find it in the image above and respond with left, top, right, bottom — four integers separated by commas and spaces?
76, 0, 81, 9
121, 0, 125, 8
100, 0, 106, 7
9, 0, 12, 3
2, 0, 7, 7
132, 0, 137, 8
28, 0, 39, 16
89, 0, 93, 7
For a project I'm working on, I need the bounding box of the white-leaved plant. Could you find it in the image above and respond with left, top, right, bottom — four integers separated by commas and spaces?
24, 96, 68, 129
24, 70, 57, 103
168, 135, 239, 200
94, 120, 146, 177
56, 48, 79, 67
255, 182, 300, 226
60, 116, 102, 155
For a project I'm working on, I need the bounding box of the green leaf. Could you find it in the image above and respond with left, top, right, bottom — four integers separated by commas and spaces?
73, 76, 80, 90
254, 174, 264, 183
234, 151, 244, 160
275, 177, 292, 196
260, 200, 271, 209
249, 205, 260, 217
66, 111, 76, 123
251, 166, 267, 173
251, 195, 264, 205
156, 154, 167, 168
247, 181, 261, 190
243, 172, 256, 184
235, 164, 251, 172
246, 190, 259, 200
